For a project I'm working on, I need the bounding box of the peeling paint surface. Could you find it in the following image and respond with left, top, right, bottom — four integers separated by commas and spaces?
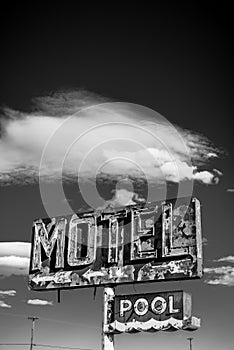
105, 316, 201, 333
114, 290, 191, 323
29, 197, 203, 290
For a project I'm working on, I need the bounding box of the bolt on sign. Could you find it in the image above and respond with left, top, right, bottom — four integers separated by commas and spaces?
28, 197, 203, 290
103, 290, 200, 334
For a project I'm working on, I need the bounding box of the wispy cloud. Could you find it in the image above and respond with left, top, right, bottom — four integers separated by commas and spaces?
0, 300, 11, 308
204, 266, 234, 287
0, 90, 221, 186
202, 237, 208, 246
204, 255, 234, 286
214, 256, 234, 263
98, 188, 146, 209
0, 242, 30, 277
0, 242, 31, 257
0, 290, 16, 309
0, 256, 30, 277
0, 290, 16, 297
227, 188, 234, 193
207, 152, 218, 158
193, 170, 220, 184
27, 299, 53, 306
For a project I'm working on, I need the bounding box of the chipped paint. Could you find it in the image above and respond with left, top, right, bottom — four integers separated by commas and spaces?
105, 316, 201, 333
29, 197, 203, 290
104, 290, 200, 334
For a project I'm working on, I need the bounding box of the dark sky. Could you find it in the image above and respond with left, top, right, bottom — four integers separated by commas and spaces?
0, 3, 234, 350
0, 3, 233, 179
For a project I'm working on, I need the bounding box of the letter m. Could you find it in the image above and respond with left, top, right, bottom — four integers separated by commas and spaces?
31, 217, 67, 271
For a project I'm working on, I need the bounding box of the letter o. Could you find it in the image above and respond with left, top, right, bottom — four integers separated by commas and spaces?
134, 298, 149, 316
151, 296, 167, 314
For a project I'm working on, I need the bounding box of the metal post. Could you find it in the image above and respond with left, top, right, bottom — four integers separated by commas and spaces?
102, 287, 115, 350
28, 316, 38, 350
187, 337, 193, 350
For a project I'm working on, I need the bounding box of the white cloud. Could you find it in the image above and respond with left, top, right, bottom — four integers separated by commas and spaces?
0, 242, 31, 277
207, 152, 218, 158
99, 188, 146, 210
193, 170, 217, 184
0, 91, 221, 186
0, 300, 11, 308
227, 188, 234, 193
213, 168, 223, 176
0, 242, 31, 258
0, 289, 16, 309
102, 148, 219, 185
106, 188, 137, 207
214, 256, 234, 263
0, 290, 16, 297
27, 299, 53, 306
202, 237, 208, 246
0, 256, 30, 277
204, 266, 234, 286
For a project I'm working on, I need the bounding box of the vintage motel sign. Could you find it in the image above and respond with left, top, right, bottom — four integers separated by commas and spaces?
29, 197, 203, 290
103, 290, 200, 335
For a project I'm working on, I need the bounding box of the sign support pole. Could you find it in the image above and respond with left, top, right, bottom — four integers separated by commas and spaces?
102, 287, 115, 350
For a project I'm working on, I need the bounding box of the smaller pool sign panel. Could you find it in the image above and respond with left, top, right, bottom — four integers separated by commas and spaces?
115, 290, 191, 323
29, 197, 202, 290
105, 290, 200, 334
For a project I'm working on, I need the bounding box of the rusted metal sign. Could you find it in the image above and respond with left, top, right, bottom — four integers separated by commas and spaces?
29, 197, 202, 290
103, 290, 200, 334
115, 290, 191, 323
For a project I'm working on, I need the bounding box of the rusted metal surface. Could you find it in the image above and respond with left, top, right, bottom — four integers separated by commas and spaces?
102, 287, 115, 350
29, 197, 203, 290
104, 290, 200, 334
115, 290, 190, 323
105, 316, 201, 333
